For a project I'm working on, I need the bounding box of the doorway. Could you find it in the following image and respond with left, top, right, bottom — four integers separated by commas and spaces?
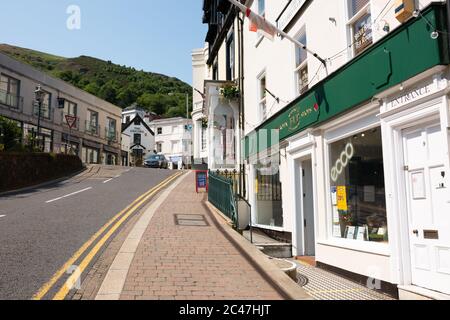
297, 158, 316, 257
402, 122, 450, 294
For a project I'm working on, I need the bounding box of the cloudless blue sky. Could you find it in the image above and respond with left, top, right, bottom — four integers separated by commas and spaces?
0, 0, 206, 84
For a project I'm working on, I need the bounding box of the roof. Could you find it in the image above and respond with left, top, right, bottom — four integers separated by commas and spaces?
121, 114, 155, 136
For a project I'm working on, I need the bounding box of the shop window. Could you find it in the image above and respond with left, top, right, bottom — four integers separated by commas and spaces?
255, 157, 283, 228
347, 0, 372, 56
258, 73, 267, 122
329, 127, 388, 243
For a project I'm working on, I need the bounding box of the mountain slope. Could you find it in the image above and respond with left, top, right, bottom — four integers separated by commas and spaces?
0, 44, 192, 118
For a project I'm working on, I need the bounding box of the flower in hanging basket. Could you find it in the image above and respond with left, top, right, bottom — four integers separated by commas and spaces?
220, 83, 240, 100
201, 117, 208, 128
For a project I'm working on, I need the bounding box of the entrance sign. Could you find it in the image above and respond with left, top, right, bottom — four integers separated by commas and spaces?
65, 115, 77, 129
195, 170, 208, 193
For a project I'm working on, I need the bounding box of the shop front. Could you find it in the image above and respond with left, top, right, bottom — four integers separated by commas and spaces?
82, 139, 101, 164
244, 4, 450, 297
103, 145, 119, 166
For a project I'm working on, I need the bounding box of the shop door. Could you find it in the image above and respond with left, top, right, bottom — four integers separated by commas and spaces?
403, 123, 450, 294
302, 159, 315, 256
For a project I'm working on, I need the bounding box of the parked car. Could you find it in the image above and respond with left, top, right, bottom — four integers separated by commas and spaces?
144, 154, 169, 169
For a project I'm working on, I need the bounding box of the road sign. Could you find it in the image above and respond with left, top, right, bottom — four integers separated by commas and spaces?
65, 115, 77, 129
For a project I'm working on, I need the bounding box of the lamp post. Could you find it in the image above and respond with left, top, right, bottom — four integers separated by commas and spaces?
34, 85, 45, 151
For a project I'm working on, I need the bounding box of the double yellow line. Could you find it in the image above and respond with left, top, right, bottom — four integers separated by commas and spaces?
32, 172, 184, 301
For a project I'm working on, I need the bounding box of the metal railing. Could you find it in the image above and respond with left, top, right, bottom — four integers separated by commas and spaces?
85, 121, 100, 136
32, 102, 53, 121
208, 170, 238, 227
105, 127, 118, 143
0, 89, 23, 110
213, 169, 245, 198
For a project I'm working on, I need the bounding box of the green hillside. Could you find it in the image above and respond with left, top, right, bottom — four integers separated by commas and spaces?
0, 44, 192, 118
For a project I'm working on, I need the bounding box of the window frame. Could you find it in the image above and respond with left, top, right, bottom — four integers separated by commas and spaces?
346, 0, 373, 58
257, 71, 267, 123
294, 26, 309, 96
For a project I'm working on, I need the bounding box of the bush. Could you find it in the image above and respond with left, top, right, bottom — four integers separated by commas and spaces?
0, 116, 22, 152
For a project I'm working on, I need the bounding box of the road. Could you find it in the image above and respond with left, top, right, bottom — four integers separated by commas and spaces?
0, 165, 175, 300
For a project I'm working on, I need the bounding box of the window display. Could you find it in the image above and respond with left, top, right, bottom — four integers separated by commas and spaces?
329, 127, 388, 243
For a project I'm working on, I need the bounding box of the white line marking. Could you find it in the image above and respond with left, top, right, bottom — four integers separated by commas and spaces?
114, 175, 121, 178
46, 187, 93, 204
0, 215, 6, 218
103, 179, 113, 184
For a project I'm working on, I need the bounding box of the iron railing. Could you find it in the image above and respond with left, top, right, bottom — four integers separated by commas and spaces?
105, 127, 118, 143
213, 169, 246, 198
208, 170, 237, 226
85, 121, 100, 137
0, 90, 23, 110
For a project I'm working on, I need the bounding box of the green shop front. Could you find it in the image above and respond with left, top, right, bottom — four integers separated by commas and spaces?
244, 3, 450, 297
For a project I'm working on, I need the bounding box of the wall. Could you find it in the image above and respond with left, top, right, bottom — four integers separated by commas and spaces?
0, 153, 83, 193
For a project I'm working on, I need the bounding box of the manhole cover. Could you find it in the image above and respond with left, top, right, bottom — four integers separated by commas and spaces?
174, 214, 209, 227
297, 274, 309, 287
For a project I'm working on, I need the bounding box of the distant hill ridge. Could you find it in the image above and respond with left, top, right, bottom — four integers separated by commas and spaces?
0, 44, 192, 118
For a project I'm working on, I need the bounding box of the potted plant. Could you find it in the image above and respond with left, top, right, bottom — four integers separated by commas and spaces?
201, 117, 208, 128
220, 83, 240, 100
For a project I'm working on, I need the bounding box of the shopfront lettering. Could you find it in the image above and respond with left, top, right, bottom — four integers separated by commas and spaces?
388, 85, 433, 109
331, 143, 355, 183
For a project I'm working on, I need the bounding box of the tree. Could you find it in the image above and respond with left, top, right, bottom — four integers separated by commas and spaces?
0, 116, 22, 151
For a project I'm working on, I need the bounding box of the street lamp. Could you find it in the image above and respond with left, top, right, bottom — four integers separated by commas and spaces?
34, 85, 45, 151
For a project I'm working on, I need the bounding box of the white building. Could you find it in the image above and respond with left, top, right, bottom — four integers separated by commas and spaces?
121, 105, 155, 166
198, 0, 450, 299
149, 117, 193, 168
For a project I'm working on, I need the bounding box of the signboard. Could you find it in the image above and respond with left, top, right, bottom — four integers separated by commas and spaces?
276, 0, 308, 31
65, 115, 77, 129
337, 186, 348, 211
195, 170, 208, 193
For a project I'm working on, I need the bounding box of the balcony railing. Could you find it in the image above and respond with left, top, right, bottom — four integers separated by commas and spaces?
0, 89, 23, 111
85, 121, 100, 137
33, 102, 53, 120
105, 127, 118, 143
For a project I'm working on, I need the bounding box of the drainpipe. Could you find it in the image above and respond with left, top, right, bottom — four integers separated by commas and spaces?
238, 11, 247, 199
446, 0, 450, 55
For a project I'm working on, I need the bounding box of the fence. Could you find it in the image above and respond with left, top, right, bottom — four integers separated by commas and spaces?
208, 170, 237, 226
213, 169, 246, 198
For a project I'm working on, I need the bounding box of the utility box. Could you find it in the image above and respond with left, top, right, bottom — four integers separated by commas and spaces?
395, 0, 415, 23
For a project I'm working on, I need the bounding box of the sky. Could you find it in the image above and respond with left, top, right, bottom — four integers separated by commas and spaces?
0, 0, 207, 84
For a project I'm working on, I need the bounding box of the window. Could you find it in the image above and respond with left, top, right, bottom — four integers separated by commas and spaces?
64, 100, 77, 117
329, 127, 388, 243
212, 58, 219, 81
295, 28, 309, 95
34, 91, 51, 119
107, 118, 117, 141
157, 127, 163, 135
255, 156, 283, 228
156, 142, 162, 153
226, 32, 235, 81
201, 127, 207, 151
258, 0, 265, 17
258, 74, 267, 122
0, 74, 20, 108
134, 117, 140, 125
347, 0, 372, 56
133, 133, 141, 145
126, 116, 130, 123
87, 110, 99, 135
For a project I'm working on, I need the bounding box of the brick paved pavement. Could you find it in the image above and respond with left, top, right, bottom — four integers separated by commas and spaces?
119, 172, 284, 300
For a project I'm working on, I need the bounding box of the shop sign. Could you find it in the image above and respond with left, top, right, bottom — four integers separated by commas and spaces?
336, 186, 348, 211
276, 0, 307, 31
278, 102, 320, 136
387, 83, 434, 110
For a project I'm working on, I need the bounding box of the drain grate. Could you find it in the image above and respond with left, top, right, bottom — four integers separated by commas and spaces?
297, 274, 310, 287
174, 214, 209, 227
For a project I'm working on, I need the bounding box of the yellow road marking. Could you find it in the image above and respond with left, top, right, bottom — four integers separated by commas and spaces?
52, 172, 184, 300
32, 172, 183, 300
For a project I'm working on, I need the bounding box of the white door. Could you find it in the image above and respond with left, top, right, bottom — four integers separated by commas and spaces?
403, 123, 450, 294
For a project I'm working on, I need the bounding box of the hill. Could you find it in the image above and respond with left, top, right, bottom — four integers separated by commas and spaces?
0, 44, 192, 118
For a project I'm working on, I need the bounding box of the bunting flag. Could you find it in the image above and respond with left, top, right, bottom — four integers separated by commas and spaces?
228, 0, 278, 41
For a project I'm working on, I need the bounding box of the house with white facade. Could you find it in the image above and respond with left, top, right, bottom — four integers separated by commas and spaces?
121, 105, 155, 166
149, 117, 193, 168
197, 0, 450, 299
